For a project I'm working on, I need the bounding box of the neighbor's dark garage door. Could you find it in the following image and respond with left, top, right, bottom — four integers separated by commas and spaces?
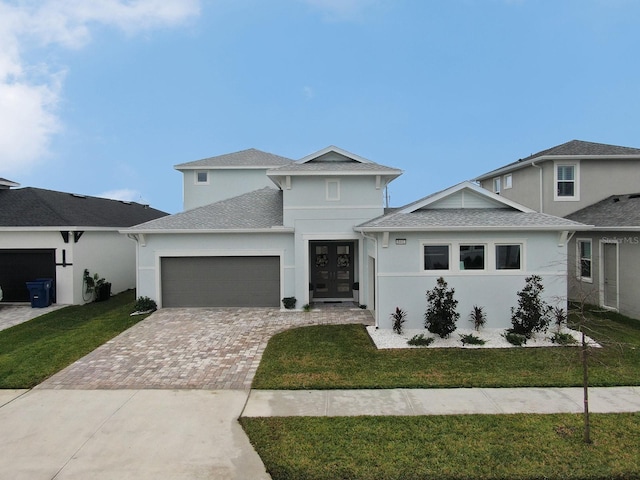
160, 256, 280, 307
0, 249, 56, 302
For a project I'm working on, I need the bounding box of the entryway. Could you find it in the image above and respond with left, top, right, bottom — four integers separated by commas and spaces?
310, 241, 355, 301
602, 242, 619, 310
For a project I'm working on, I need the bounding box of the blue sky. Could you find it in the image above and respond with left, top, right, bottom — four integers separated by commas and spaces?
1, 0, 639, 214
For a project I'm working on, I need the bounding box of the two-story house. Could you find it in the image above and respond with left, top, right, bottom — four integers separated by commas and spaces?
474, 140, 640, 319
125, 146, 585, 330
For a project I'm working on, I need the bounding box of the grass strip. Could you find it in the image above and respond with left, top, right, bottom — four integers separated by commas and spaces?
0, 290, 147, 388
252, 313, 640, 389
241, 413, 640, 480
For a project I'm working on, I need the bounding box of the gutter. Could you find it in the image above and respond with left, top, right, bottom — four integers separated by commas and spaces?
531, 160, 544, 213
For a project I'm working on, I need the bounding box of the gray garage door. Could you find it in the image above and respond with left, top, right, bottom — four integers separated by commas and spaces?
161, 256, 280, 307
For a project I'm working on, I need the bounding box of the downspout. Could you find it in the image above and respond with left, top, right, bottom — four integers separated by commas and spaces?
532, 160, 543, 213
360, 231, 379, 328
126, 234, 141, 299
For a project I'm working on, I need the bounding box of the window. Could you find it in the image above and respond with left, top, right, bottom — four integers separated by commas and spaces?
459, 245, 485, 270
424, 245, 449, 270
555, 162, 579, 200
496, 244, 521, 270
577, 239, 592, 281
196, 171, 208, 184
326, 180, 340, 201
493, 177, 501, 194
504, 174, 512, 189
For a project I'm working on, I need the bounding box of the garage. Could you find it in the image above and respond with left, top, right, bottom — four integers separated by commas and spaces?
0, 249, 56, 302
160, 256, 280, 307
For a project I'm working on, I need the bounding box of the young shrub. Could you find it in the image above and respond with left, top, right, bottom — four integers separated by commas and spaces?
510, 275, 552, 338
503, 331, 527, 346
551, 332, 578, 345
553, 306, 567, 333
469, 305, 486, 331
407, 333, 434, 347
302, 303, 312, 312
460, 333, 486, 346
133, 296, 157, 313
424, 277, 460, 338
390, 307, 407, 335
282, 297, 297, 309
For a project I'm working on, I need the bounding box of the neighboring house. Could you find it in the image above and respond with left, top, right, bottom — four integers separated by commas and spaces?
125, 147, 586, 330
474, 139, 640, 319
0, 180, 167, 305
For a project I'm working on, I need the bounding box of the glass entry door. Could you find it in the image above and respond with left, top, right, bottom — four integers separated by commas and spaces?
311, 242, 354, 299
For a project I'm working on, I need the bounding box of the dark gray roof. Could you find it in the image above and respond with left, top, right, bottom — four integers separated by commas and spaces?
358, 208, 586, 231
475, 140, 640, 180
566, 193, 640, 227
128, 188, 286, 231
175, 148, 294, 169
0, 187, 167, 227
269, 161, 401, 174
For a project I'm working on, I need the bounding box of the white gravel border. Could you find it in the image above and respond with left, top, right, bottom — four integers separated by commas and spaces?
366, 326, 601, 349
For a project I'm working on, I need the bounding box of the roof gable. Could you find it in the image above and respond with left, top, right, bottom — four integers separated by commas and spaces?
298, 145, 373, 165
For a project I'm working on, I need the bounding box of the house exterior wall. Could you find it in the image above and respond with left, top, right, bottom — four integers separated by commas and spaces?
373, 230, 568, 330
134, 232, 295, 307
181, 169, 275, 210
481, 159, 640, 217
0, 229, 135, 305
568, 231, 640, 320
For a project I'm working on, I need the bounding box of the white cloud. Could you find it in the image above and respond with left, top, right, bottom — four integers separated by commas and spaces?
98, 188, 143, 203
301, 0, 381, 21
0, 0, 200, 176
302, 85, 315, 99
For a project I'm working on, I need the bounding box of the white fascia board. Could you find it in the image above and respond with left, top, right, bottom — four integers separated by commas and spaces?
297, 145, 374, 164
122, 227, 295, 235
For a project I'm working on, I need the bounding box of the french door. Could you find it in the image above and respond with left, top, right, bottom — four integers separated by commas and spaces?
310, 241, 354, 299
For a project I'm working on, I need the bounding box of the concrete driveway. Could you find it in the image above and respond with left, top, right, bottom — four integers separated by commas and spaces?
0, 306, 373, 479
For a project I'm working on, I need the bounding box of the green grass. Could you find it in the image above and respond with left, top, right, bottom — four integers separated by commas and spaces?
0, 290, 148, 388
252, 311, 640, 389
241, 413, 640, 480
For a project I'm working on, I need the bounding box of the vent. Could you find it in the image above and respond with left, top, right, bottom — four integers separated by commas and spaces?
71, 193, 86, 199
629, 194, 640, 199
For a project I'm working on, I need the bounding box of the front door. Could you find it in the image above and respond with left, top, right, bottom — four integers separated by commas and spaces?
311, 242, 354, 300
602, 242, 618, 310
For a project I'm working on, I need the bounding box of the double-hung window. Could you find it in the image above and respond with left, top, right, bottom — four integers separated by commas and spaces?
555, 162, 579, 200
493, 177, 501, 194
577, 239, 592, 282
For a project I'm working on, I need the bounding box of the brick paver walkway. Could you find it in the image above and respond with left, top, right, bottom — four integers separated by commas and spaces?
36, 307, 373, 390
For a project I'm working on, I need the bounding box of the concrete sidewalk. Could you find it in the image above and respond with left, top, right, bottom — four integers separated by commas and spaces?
242, 386, 640, 417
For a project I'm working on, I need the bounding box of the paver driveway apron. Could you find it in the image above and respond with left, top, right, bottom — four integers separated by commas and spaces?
37, 307, 374, 390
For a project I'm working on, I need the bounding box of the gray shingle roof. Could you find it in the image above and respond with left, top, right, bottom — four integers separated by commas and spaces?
566, 193, 640, 227
175, 149, 294, 169
0, 187, 167, 227
358, 208, 587, 230
128, 188, 286, 231
475, 140, 640, 180
269, 162, 401, 174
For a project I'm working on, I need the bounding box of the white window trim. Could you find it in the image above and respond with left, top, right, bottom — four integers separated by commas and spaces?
420, 240, 526, 274
504, 174, 512, 189
576, 238, 593, 283
459, 243, 487, 271
553, 161, 580, 201
195, 171, 209, 185
326, 179, 340, 201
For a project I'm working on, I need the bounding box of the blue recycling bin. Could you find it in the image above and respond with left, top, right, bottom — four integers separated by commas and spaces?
36, 278, 55, 304
26, 281, 50, 308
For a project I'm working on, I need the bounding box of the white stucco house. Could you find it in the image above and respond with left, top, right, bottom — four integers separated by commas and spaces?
124, 146, 588, 330
0, 179, 167, 305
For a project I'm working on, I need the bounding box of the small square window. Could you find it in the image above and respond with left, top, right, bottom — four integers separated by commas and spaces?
424, 245, 449, 270
496, 244, 521, 270
196, 171, 208, 184
460, 245, 485, 270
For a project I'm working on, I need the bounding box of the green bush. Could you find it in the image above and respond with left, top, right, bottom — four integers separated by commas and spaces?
424, 277, 459, 338
510, 275, 551, 338
503, 331, 527, 346
460, 333, 486, 345
469, 305, 486, 331
133, 296, 157, 312
551, 332, 577, 345
282, 297, 297, 309
390, 307, 407, 335
407, 333, 434, 347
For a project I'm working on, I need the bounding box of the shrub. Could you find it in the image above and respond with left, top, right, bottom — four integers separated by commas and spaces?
282, 297, 297, 309
553, 306, 567, 332
133, 296, 157, 313
407, 333, 434, 347
503, 331, 527, 346
424, 277, 459, 338
390, 307, 407, 335
302, 303, 312, 312
510, 275, 551, 338
460, 333, 486, 346
469, 305, 486, 331
551, 332, 577, 345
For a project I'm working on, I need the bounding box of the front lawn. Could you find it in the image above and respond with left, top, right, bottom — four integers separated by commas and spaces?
252, 309, 640, 389
241, 413, 640, 480
0, 290, 149, 388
